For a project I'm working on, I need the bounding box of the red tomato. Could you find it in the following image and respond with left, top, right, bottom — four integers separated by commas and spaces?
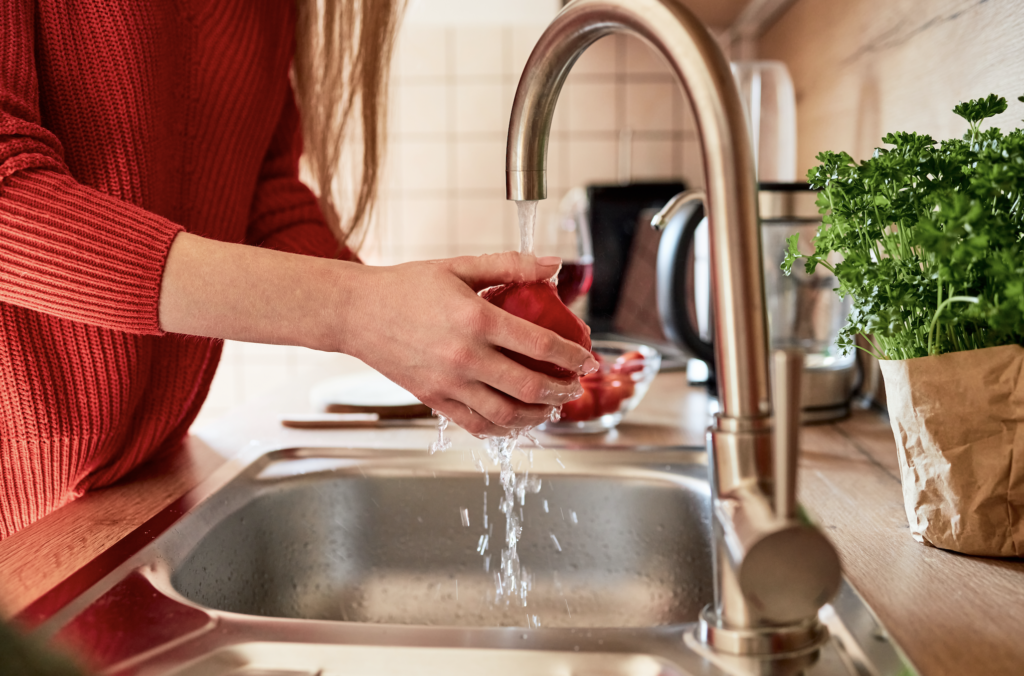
560, 388, 596, 422
595, 375, 635, 415
581, 376, 603, 395
481, 280, 592, 378
612, 350, 645, 376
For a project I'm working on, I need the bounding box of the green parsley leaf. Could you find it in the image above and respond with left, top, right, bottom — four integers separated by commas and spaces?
788, 94, 1024, 358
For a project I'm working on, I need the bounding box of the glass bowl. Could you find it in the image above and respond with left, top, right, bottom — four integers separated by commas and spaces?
540, 340, 662, 435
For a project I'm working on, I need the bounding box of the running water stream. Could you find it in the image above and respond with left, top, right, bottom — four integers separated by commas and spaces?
430, 200, 550, 608
517, 199, 538, 256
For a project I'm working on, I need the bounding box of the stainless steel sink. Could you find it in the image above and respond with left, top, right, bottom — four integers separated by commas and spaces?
25, 446, 915, 676
169, 453, 713, 628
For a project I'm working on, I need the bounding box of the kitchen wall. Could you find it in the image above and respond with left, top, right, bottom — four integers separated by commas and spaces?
758, 0, 1024, 175
192, 2, 702, 429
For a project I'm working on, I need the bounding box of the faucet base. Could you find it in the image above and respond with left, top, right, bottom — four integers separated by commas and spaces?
696, 605, 828, 657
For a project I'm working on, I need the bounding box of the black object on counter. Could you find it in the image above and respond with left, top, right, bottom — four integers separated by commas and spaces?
585, 182, 685, 333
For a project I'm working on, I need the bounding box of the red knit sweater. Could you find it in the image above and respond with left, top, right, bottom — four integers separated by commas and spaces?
0, 0, 355, 538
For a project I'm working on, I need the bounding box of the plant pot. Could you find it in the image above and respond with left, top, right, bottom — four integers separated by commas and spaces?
879, 344, 1024, 557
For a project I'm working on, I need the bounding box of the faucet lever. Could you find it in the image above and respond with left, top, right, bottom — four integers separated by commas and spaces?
718, 348, 839, 630
650, 189, 705, 231
773, 349, 803, 520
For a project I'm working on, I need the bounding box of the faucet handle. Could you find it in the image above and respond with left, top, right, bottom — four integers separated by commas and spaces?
649, 189, 705, 231
773, 349, 803, 519
723, 348, 840, 628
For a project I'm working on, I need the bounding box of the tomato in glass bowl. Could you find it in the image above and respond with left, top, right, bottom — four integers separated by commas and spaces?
541, 340, 661, 434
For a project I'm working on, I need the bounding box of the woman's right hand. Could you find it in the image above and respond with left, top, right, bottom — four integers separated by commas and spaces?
332, 252, 598, 437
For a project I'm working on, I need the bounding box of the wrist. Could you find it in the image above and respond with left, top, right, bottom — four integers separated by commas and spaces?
310, 258, 377, 357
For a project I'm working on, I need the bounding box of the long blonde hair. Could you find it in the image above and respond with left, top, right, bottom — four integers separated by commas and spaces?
293, 0, 405, 253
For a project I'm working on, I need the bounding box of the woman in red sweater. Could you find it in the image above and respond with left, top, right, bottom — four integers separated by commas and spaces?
0, 0, 594, 539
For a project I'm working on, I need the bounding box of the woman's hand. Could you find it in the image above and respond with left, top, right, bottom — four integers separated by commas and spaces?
333, 252, 598, 436
159, 236, 595, 436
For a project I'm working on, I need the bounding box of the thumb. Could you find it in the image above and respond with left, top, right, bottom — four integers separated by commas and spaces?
447, 251, 562, 291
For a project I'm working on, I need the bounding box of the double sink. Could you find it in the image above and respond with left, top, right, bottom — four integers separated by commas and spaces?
27, 444, 915, 675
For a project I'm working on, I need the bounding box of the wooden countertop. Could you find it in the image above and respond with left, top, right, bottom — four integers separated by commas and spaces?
1, 356, 1022, 675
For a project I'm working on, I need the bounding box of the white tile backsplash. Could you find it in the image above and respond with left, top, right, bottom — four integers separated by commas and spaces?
566, 137, 620, 187
566, 81, 620, 133
454, 82, 510, 135
454, 140, 506, 192
454, 196, 506, 248
395, 26, 448, 80
398, 140, 450, 193
631, 137, 676, 180
625, 81, 677, 132
394, 83, 448, 135
398, 196, 452, 252
454, 27, 506, 78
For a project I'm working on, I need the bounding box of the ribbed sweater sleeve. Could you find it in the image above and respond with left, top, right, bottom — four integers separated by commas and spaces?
245, 82, 359, 263
0, 0, 183, 335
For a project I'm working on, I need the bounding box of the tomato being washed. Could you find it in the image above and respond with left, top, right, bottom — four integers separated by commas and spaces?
560, 387, 596, 422
481, 280, 591, 378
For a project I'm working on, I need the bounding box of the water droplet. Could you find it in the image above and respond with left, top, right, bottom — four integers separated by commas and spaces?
429, 412, 452, 454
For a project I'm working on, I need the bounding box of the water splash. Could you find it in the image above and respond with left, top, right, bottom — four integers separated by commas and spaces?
429, 412, 452, 454
484, 431, 532, 605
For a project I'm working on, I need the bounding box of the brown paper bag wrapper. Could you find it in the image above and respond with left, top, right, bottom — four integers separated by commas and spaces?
879, 344, 1024, 557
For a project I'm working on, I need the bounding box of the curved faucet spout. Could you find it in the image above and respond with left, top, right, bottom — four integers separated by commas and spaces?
506, 0, 768, 426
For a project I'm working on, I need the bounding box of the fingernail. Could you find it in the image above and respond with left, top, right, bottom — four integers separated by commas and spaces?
581, 357, 600, 374
537, 255, 562, 266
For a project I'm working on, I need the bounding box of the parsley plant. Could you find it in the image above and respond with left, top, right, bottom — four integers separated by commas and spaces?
782, 94, 1024, 360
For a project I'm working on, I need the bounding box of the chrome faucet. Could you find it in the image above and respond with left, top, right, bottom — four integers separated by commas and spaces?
506, 0, 841, 660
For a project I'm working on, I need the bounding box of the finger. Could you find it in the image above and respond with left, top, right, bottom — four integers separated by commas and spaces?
456, 382, 555, 429
484, 307, 598, 376
446, 251, 562, 291
472, 349, 584, 406
434, 398, 509, 438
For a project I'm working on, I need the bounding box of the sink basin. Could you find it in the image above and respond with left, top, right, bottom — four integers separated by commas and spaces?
169, 453, 713, 628
27, 446, 914, 676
